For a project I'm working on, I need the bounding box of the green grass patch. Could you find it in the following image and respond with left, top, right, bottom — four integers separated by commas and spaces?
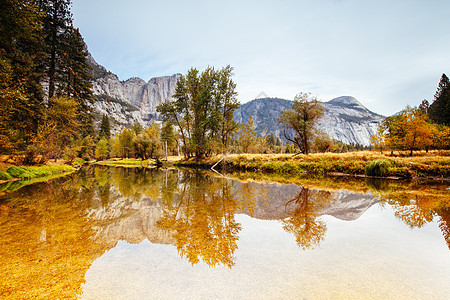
6, 166, 28, 178
0, 170, 74, 192
6, 165, 75, 180
95, 158, 155, 167
0, 171, 13, 180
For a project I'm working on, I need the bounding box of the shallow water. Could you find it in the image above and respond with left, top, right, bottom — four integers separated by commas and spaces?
0, 166, 449, 299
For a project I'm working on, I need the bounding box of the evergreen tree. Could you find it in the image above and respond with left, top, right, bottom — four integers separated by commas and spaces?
0, 0, 45, 154
99, 114, 111, 140
276, 137, 281, 147
419, 99, 429, 115
40, 0, 94, 136
429, 73, 450, 125
0, 0, 94, 155
266, 133, 275, 148
40, 0, 72, 99
59, 26, 94, 136
132, 122, 143, 135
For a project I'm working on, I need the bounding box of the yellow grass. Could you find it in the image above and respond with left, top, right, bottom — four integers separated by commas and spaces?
176, 150, 450, 179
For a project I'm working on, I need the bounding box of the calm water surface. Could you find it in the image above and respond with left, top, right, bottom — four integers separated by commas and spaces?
0, 166, 449, 299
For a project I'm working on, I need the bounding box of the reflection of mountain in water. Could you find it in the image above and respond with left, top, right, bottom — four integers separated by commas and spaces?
88, 197, 174, 248
321, 191, 379, 221
87, 172, 379, 250
235, 181, 379, 221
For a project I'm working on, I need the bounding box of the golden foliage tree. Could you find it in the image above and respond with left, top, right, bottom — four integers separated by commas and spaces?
236, 116, 257, 153
380, 106, 434, 155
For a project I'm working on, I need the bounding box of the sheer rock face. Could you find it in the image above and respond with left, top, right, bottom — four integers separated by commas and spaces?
88, 53, 180, 127
318, 96, 385, 146
234, 96, 384, 146
92, 73, 180, 125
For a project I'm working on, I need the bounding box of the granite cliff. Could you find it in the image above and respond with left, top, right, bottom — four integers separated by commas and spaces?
88, 54, 180, 127
234, 96, 384, 146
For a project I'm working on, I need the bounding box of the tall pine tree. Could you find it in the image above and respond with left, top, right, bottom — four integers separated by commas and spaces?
40, 0, 94, 137
429, 73, 450, 125
40, 0, 72, 100
0, 0, 45, 153
1, 0, 95, 156
98, 114, 111, 140
59, 26, 94, 136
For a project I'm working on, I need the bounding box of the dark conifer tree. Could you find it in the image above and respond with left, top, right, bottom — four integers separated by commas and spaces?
418, 99, 429, 115
0, 0, 45, 153
429, 73, 450, 125
39, 0, 94, 136
40, 0, 72, 100
98, 114, 111, 140
59, 26, 94, 136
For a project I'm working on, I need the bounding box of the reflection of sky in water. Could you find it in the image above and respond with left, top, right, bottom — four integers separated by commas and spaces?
82, 205, 450, 299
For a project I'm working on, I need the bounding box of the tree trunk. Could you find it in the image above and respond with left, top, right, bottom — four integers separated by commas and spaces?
48, 10, 57, 99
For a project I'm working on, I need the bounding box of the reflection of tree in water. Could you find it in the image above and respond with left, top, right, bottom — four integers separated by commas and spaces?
233, 180, 260, 216
438, 207, 450, 250
282, 187, 334, 250
95, 167, 111, 206
157, 172, 245, 268
378, 186, 450, 250
0, 175, 106, 298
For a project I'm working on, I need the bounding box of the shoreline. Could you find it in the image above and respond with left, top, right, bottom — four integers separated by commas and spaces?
173, 151, 450, 181
1, 151, 448, 188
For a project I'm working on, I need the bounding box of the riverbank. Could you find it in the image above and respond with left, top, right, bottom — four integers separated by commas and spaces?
94, 156, 181, 168
0, 162, 76, 192
175, 151, 450, 180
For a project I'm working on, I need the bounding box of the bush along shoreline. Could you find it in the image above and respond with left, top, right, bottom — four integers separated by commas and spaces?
174, 152, 450, 180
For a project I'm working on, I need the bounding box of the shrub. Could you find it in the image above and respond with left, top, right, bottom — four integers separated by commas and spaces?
365, 159, 392, 177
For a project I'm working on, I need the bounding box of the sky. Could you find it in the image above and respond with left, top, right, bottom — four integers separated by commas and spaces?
72, 0, 450, 116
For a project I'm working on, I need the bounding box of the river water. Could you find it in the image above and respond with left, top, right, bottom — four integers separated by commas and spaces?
0, 166, 449, 299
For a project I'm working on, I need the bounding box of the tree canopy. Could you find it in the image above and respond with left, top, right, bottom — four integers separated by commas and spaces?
157, 65, 239, 158
279, 92, 324, 155
429, 73, 450, 125
375, 105, 449, 155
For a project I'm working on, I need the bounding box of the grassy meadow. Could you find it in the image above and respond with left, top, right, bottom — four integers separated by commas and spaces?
175, 150, 450, 179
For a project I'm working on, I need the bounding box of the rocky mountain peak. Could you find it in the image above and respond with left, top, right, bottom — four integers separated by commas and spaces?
124, 77, 146, 85
326, 96, 369, 112
328, 96, 361, 105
